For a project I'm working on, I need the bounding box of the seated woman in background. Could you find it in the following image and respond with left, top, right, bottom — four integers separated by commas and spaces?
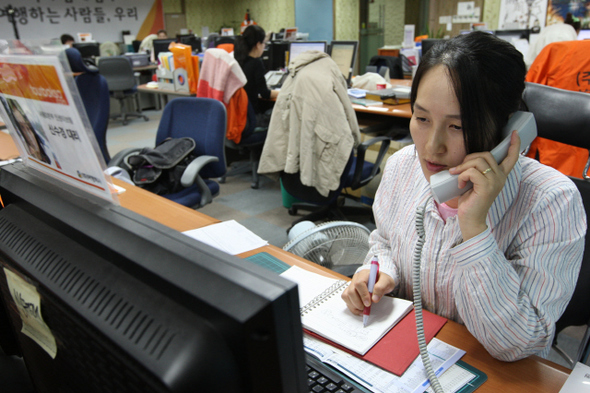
341, 31, 586, 362
234, 25, 278, 132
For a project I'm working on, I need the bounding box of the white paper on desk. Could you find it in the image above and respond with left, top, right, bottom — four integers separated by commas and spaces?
182, 220, 268, 255
304, 335, 466, 393
282, 265, 412, 356
559, 362, 590, 392
280, 265, 341, 306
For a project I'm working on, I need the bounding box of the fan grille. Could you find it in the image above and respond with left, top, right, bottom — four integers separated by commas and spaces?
284, 222, 370, 268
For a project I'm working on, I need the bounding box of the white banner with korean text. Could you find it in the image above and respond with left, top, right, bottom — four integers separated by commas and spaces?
0, 0, 155, 43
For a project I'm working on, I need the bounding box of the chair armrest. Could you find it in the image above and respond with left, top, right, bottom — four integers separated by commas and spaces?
109, 147, 142, 170
180, 155, 220, 187
181, 155, 220, 207
351, 136, 391, 189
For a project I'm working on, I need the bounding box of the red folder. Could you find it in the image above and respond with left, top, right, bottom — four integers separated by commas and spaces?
305, 308, 447, 376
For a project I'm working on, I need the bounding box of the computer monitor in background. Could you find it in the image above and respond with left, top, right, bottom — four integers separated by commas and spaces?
178, 34, 202, 52
72, 42, 100, 58
288, 41, 327, 64
0, 163, 308, 393
152, 38, 175, 59
494, 29, 530, 43
264, 41, 290, 71
578, 29, 590, 40
328, 41, 358, 86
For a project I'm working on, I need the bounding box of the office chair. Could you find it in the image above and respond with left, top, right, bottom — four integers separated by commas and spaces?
522, 82, 590, 180
198, 48, 264, 188
282, 136, 390, 228
65, 47, 111, 162
220, 102, 267, 189
522, 82, 590, 366
97, 56, 149, 126
214, 36, 235, 53
367, 55, 403, 79
110, 97, 227, 208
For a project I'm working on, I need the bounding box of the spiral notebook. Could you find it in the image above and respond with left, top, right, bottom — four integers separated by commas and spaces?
281, 266, 413, 356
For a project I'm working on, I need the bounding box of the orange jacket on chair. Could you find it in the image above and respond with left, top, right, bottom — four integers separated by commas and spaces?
197, 48, 248, 143
525, 40, 590, 178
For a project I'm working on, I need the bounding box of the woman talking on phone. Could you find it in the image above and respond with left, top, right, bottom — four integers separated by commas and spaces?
341, 32, 585, 361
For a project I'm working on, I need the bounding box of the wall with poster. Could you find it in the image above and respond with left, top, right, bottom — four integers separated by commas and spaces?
546, 0, 590, 27
0, 0, 162, 43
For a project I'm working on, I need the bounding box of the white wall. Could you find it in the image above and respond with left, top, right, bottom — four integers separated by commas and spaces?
0, 0, 155, 43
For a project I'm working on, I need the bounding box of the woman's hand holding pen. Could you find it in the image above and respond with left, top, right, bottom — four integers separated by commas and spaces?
449, 131, 521, 241
342, 270, 395, 316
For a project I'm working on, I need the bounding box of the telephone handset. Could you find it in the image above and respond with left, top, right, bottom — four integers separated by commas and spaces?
430, 111, 538, 204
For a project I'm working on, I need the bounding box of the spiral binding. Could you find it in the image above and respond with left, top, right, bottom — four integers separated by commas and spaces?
300, 280, 348, 316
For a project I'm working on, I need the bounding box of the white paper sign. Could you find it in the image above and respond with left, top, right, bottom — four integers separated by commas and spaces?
0, 52, 117, 203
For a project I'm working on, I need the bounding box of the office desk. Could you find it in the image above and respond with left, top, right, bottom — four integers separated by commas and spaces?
136, 83, 195, 109
112, 177, 571, 392
0, 131, 19, 161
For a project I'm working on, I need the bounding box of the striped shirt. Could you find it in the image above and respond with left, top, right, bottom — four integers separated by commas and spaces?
361, 145, 586, 361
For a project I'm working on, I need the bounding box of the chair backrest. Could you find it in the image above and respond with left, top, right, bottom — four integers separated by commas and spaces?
522, 82, 590, 149
368, 55, 403, 79
65, 48, 111, 162
555, 177, 590, 333
281, 152, 355, 205
97, 56, 137, 92
155, 97, 227, 179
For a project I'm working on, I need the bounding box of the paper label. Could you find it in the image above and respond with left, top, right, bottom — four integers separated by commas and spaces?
4, 267, 57, 359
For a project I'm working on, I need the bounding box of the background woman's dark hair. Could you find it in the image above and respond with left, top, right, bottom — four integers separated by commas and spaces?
410, 31, 526, 154
565, 13, 581, 32
234, 25, 266, 66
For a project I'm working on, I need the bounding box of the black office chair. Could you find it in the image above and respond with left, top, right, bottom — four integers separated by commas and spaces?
282, 136, 390, 228
366, 55, 403, 79
220, 102, 267, 189
97, 56, 149, 126
522, 82, 590, 366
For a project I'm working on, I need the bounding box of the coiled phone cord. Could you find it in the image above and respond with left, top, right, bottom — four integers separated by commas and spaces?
414, 199, 444, 393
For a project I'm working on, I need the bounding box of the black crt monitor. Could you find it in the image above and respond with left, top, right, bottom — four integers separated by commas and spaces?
72, 42, 100, 58
132, 40, 142, 53
178, 34, 202, 53
328, 41, 358, 86
0, 163, 308, 393
152, 38, 175, 59
494, 29, 530, 44
266, 41, 290, 71
288, 41, 327, 64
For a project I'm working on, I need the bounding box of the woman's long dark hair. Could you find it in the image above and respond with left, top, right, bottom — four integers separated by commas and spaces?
410, 31, 526, 154
234, 25, 266, 66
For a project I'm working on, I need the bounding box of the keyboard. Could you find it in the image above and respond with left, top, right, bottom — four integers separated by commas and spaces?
305, 354, 368, 393
265, 70, 287, 88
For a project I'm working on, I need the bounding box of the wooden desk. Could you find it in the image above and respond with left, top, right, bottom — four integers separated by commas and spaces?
137, 83, 195, 109
0, 131, 19, 161
133, 64, 158, 72
112, 178, 570, 393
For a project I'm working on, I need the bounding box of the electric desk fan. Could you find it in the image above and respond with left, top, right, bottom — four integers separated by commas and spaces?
283, 221, 371, 277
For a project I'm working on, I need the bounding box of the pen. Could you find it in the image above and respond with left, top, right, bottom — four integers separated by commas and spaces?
363, 257, 379, 327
